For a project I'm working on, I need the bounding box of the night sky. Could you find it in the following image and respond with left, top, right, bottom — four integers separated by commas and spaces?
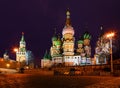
0, 0, 120, 59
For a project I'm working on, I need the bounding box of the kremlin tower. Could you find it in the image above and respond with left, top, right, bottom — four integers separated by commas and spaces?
16, 32, 27, 64
16, 32, 34, 68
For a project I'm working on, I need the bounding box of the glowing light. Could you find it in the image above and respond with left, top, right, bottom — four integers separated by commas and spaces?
106, 32, 115, 38
0, 59, 3, 61
106, 32, 115, 73
6, 63, 10, 68
25, 66, 29, 69
14, 48, 18, 52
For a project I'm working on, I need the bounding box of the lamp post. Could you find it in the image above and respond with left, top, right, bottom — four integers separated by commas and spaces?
106, 32, 115, 73
13, 48, 20, 68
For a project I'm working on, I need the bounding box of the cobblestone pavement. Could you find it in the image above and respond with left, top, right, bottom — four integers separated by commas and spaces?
0, 74, 120, 88
85, 77, 120, 88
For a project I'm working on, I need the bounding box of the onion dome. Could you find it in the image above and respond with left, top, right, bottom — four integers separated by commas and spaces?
54, 36, 61, 46
52, 36, 57, 41
78, 36, 84, 44
83, 31, 91, 46
83, 31, 91, 39
77, 40, 84, 44
55, 40, 61, 46
62, 26, 74, 35
62, 10, 74, 36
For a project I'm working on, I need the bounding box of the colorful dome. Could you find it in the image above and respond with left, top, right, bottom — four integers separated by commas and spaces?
55, 40, 61, 46
52, 36, 57, 41
78, 40, 84, 44
62, 26, 74, 35
83, 31, 91, 39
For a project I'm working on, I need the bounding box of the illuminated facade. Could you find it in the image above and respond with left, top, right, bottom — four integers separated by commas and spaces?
16, 32, 27, 63
94, 27, 110, 64
62, 10, 75, 56
0, 58, 19, 70
15, 33, 34, 68
3, 51, 9, 60
41, 51, 52, 68
41, 10, 111, 68
41, 10, 92, 67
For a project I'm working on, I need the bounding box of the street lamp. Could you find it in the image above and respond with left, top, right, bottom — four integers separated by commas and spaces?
13, 48, 21, 69
6, 63, 10, 68
13, 48, 18, 52
106, 32, 115, 73
13, 48, 18, 60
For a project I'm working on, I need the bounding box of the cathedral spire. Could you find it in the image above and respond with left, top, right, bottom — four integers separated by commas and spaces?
65, 9, 71, 27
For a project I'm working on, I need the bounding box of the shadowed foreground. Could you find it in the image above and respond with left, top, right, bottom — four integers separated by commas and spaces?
0, 73, 120, 88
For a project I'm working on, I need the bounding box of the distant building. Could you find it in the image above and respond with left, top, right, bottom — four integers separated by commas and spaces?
16, 32, 27, 64
3, 51, 9, 60
16, 33, 34, 68
41, 51, 52, 68
94, 27, 110, 64
41, 10, 111, 68
0, 58, 19, 69
0, 51, 19, 69
26, 50, 34, 68
41, 10, 92, 68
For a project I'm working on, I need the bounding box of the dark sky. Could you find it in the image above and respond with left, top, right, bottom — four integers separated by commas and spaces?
0, 0, 120, 59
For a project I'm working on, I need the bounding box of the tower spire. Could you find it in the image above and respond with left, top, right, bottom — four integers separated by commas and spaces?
65, 9, 71, 27
17, 32, 26, 63
21, 32, 25, 42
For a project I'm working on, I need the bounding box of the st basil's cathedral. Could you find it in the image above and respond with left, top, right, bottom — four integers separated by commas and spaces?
41, 10, 110, 68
